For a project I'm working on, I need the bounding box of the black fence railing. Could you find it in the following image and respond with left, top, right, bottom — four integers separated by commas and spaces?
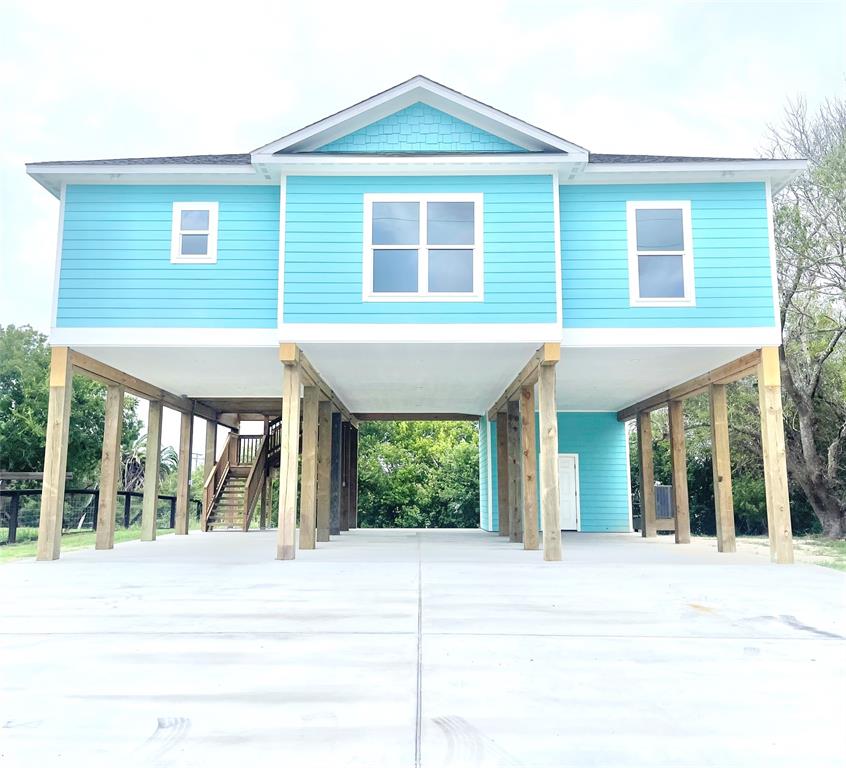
0, 489, 202, 545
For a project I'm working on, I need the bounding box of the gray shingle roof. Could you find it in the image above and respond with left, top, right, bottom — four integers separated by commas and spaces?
27, 153, 252, 166
589, 153, 758, 164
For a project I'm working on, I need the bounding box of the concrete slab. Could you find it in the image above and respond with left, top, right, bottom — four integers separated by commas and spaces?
1, 529, 844, 767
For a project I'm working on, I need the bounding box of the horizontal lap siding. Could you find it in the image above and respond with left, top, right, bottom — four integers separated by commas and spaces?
284, 176, 557, 323
58, 185, 279, 327
557, 413, 630, 532
560, 182, 776, 328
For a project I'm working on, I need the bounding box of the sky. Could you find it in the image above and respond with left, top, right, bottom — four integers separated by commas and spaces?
0, 0, 843, 449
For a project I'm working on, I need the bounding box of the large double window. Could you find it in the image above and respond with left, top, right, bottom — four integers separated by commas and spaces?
363, 193, 483, 300
626, 200, 695, 306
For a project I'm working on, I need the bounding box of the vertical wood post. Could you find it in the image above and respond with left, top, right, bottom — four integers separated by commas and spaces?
277, 352, 302, 560
36, 347, 73, 561
95, 384, 123, 550
495, 411, 509, 536
709, 383, 736, 552
329, 411, 342, 535
299, 386, 319, 550
538, 359, 561, 561
259, 417, 269, 529
203, 419, 217, 482
758, 347, 794, 563
340, 420, 351, 532
520, 385, 539, 551
637, 411, 657, 538
668, 400, 691, 544
350, 427, 359, 528
507, 399, 522, 543
174, 409, 193, 535
316, 400, 332, 542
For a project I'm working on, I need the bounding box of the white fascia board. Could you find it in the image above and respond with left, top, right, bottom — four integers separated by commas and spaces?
561, 327, 782, 348
279, 323, 564, 344
252, 76, 589, 156
49, 327, 280, 348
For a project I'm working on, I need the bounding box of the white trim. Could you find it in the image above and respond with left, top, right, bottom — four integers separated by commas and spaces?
362, 193, 483, 302
624, 423, 634, 532
626, 201, 695, 307
764, 179, 783, 335
49, 327, 279, 347
170, 202, 218, 264
583, 159, 807, 175
253, 152, 571, 170
561, 326, 781, 347
277, 176, 287, 328
281, 322, 563, 344
552, 171, 563, 327
51, 183, 66, 328
486, 417, 494, 531
556, 452, 581, 532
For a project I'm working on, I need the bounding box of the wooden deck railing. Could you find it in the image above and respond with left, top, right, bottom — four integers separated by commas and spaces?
202, 432, 236, 530
242, 436, 268, 531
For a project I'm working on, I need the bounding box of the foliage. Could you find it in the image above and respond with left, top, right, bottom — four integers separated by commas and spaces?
357, 421, 479, 528
0, 325, 142, 487
121, 433, 178, 492
159, 463, 206, 501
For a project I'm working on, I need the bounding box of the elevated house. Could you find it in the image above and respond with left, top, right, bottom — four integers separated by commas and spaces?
26, 76, 805, 562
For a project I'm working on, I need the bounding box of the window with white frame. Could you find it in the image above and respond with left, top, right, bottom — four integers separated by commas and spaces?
626, 200, 695, 306
171, 202, 219, 264
363, 193, 483, 300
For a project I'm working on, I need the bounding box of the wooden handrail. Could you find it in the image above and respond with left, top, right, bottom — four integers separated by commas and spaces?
202, 432, 237, 531
242, 435, 268, 531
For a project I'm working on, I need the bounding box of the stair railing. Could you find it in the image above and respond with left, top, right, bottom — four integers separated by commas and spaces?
242, 435, 269, 531
202, 432, 237, 531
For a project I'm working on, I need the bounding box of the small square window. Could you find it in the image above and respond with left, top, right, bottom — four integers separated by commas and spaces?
373, 249, 419, 293
171, 202, 218, 264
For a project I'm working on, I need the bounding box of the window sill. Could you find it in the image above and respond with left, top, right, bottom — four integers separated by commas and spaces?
363, 292, 484, 303
170, 256, 218, 265
629, 298, 696, 308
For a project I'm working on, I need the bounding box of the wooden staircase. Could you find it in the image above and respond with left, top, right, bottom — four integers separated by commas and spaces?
202, 419, 281, 532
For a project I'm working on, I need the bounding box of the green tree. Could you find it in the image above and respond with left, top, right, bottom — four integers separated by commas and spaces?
357, 420, 480, 528
0, 325, 142, 487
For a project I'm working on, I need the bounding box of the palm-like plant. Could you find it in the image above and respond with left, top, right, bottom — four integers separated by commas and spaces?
121, 434, 178, 491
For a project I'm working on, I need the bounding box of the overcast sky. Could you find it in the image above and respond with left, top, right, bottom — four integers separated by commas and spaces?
0, 0, 843, 449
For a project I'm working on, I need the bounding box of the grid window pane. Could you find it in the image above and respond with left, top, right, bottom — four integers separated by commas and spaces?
372, 202, 419, 245
181, 234, 209, 256
427, 202, 474, 245
181, 209, 209, 230
428, 249, 474, 292
635, 208, 684, 251
373, 249, 418, 292
638, 254, 685, 298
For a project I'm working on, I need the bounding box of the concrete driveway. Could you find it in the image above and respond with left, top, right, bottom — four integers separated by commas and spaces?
1, 529, 844, 767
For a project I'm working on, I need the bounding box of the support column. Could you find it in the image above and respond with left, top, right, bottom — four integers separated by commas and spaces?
36, 347, 73, 561
507, 399, 522, 543
316, 400, 332, 542
277, 347, 302, 560
495, 411, 509, 536
141, 400, 162, 541
520, 385, 539, 551
757, 347, 794, 564
174, 409, 193, 535
538, 354, 561, 561
203, 418, 217, 482
299, 386, 319, 550
668, 400, 691, 544
350, 427, 359, 529
330, 411, 341, 536
709, 383, 736, 552
637, 411, 657, 538
95, 384, 124, 550
259, 470, 270, 530
340, 420, 351, 532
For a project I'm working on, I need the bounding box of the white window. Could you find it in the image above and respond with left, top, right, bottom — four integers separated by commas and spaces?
362, 193, 483, 301
170, 202, 218, 264
627, 200, 695, 306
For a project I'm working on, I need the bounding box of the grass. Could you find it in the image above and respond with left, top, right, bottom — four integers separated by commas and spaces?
798, 536, 846, 571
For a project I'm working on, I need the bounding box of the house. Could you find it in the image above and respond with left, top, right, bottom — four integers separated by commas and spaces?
26, 75, 806, 563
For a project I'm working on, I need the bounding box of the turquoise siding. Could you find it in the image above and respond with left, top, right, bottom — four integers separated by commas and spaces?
560, 182, 775, 327
479, 417, 490, 530
557, 412, 630, 532
57, 185, 278, 328
284, 175, 557, 323
316, 103, 527, 153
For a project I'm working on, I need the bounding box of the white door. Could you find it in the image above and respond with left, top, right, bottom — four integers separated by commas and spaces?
557, 454, 579, 531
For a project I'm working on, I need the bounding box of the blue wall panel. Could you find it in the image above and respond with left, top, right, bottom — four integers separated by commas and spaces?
560, 182, 776, 328
57, 185, 279, 328
284, 175, 557, 323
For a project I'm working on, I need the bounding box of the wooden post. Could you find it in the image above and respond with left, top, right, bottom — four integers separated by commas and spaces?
141, 400, 163, 541
95, 384, 123, 550
709, 383, 736, 552
316, 400, 332, 542
538, 358, 561, 561
174, 409, 193, 535
299, 386, 319, 550
637, 411, 657, 538
668, 400, 691, 544
340, 420, 351, 532
277, 353, 302, 560
203, 419, 217, 482
36, 347, 73, 561
495, 411, 509, 536
330, 412, 341, 535
350, 427, 359, 529
259, 470, 269, 530
520, 385, 539, 550
758, 347, 794, 564
507, 399, 522, 543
